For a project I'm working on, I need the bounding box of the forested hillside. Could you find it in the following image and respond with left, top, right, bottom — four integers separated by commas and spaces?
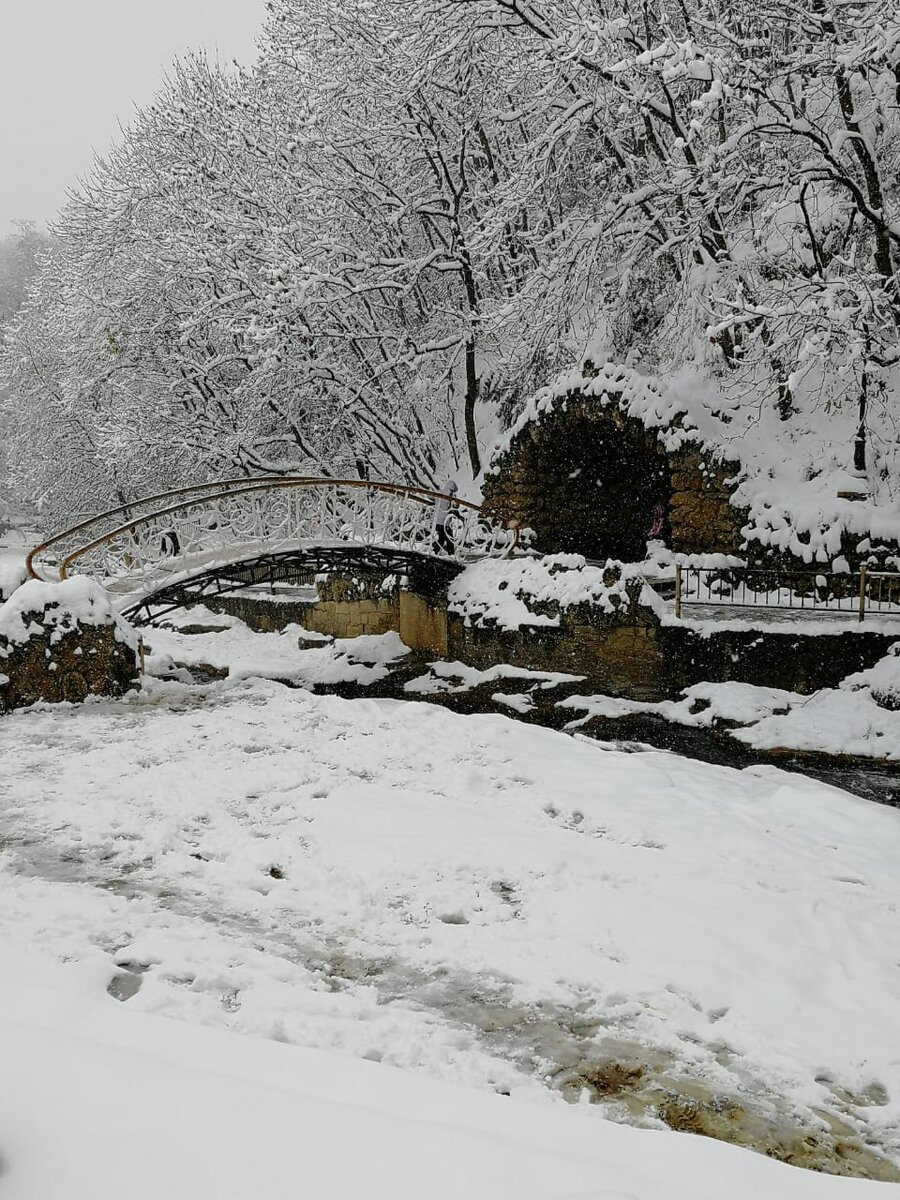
2, 0, 898, 536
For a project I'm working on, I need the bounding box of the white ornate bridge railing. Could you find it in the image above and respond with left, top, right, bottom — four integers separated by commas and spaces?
27, 478, 518, 601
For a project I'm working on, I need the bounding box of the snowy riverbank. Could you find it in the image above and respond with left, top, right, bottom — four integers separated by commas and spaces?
142, 612, 900, 802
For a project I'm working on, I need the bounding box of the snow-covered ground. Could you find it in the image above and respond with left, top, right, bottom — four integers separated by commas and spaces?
2, 942, 884, 1200
2, 623, 900, 1191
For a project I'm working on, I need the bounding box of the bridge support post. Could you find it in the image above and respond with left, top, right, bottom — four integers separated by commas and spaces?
399, 591, 448, 657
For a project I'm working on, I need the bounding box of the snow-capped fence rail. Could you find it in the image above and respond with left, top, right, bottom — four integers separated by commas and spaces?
674, 564, 900, 624
26, 478, 517, 601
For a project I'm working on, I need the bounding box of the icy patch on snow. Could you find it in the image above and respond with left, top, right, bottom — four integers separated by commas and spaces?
2, 677, 900, 1179
2, 942, 884, 1200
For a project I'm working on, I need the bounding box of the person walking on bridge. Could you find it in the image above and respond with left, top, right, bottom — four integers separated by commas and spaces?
433, 479, 458, 555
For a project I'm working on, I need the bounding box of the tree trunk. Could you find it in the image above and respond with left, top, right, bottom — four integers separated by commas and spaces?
854, 365, 868, 475
464, 336, 481, 478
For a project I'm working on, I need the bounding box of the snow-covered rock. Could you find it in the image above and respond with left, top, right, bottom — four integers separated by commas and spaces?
448, 555, 638, 630
0, 577, 139, 711
846, 643, 900, 712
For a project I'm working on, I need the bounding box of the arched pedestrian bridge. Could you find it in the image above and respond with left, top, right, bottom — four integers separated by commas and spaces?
26, 477, 517, 624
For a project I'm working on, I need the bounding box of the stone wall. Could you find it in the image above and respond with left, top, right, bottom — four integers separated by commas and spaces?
399, 591, 448, 657
0, 580, 139, 712
448, 603, 892, 700
198, 559, 896, 704
0, 624, 138, 711
661, 625, 896, 696
307, 574, 398, 639
668, 449, 744, 555
447, 615, 664, 700
205, 565, 667, 699
209, 573, 400, 640
204, 595, 314, 634
206, 578, 895, 704
303, 598, 398, 640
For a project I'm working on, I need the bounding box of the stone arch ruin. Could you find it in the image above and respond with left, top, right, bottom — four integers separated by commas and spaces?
482, 393, 744, 562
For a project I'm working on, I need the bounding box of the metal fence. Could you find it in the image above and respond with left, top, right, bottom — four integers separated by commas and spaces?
673, 564, 900, 623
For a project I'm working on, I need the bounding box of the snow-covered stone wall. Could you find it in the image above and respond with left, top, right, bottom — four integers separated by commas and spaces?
0, 578, 140, 711
444, 557, 665, 699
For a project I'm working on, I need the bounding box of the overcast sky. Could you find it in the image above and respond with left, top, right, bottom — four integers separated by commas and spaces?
0, 1, 266, 235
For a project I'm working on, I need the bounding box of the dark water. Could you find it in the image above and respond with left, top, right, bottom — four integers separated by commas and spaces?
567, 712, 900, 808
788, 763, 899, 807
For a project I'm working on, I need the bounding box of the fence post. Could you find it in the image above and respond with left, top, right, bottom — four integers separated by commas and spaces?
858, 563, 867, 624
674, 563, 682, 620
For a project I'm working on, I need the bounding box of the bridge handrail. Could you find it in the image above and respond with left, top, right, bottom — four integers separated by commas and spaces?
27, 477, 510, 583
26, 476, 321, 580
25, 472, 331, 576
